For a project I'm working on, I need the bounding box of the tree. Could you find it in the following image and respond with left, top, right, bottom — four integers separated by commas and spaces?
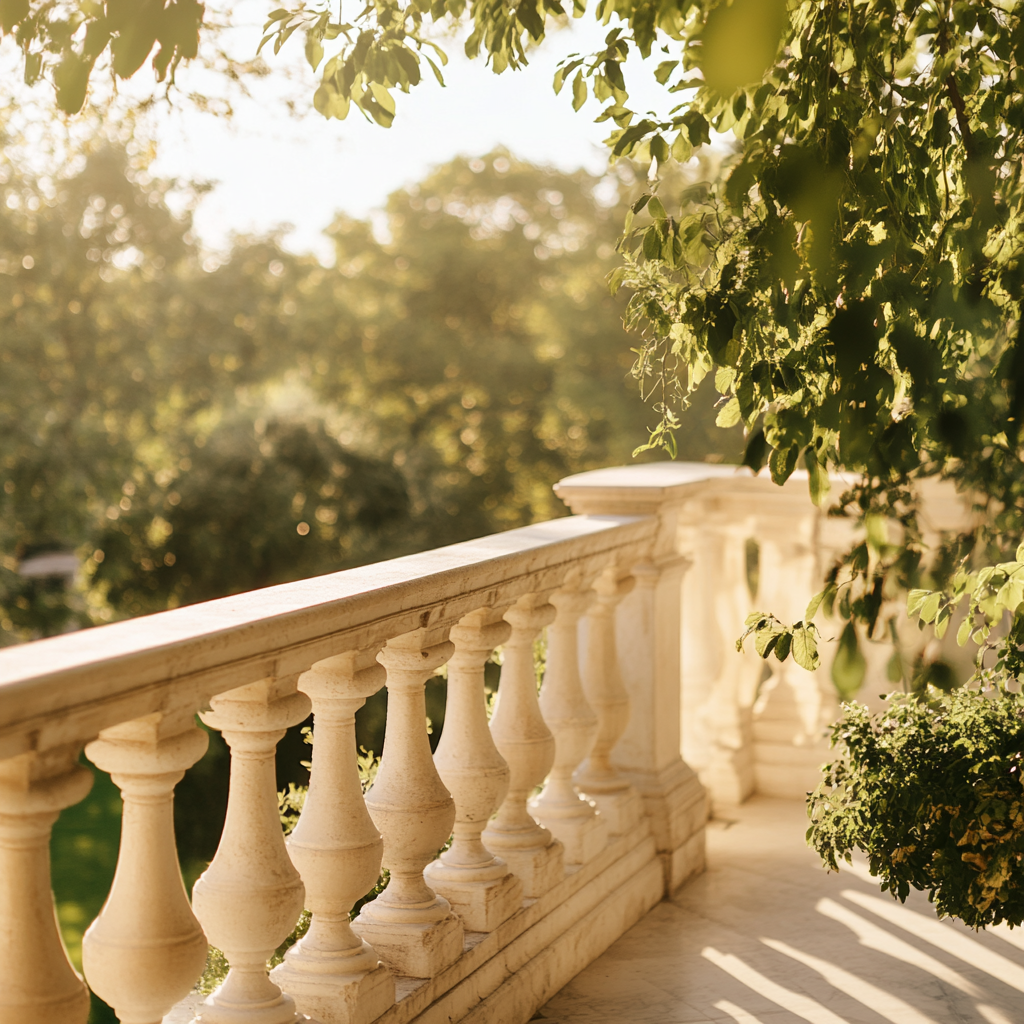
0, 131, 736, 640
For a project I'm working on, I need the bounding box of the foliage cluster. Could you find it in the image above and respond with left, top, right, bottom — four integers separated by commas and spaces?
809, 687, 1024, 929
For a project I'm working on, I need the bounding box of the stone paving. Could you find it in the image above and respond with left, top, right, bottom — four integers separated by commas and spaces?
538, 797, 1022, 1024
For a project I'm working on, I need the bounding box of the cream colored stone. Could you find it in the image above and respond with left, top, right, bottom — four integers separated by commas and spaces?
0, 747, 92, 1024
751, 527, 834, 798
192, 676, 312, 1024
425, 609, 523, 932
270, 649, 396, 1024
683, 521, 759, 808
556, 465, 711, 891
83, 712, 210, 1024
530, 582, 608, 866
353, 630, 464, 979
575, 565, 643, 837
0, 515, 655, 766
483, 594, 565, 899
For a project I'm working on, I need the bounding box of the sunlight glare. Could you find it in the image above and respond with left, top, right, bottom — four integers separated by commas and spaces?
701, 946, 848, 1024
816, 897, 981, 996
842, 890, 1024, 994
714, 999, 769, 1023
761, 937, 939, 1024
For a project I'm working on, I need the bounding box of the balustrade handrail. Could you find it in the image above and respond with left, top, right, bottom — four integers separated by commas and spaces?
0, 513, 653, 762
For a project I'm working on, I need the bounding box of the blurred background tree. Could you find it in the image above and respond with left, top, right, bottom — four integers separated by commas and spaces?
0, 131, 737, 643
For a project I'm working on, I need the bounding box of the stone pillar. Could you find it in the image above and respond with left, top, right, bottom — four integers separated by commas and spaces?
425, 608, 523, 931
575, 565, 643, 836
482, 594, 565, 898
270, 650, 395, 1024
83, 712, 210, 1024
192, 675, 311, 1024
0, 747, 93, 1024
530, 579, 609, 866
554, 464, 712, 893
353, 629, 464, 979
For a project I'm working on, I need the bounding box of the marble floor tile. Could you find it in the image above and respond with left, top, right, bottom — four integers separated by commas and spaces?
539, 797, 1024, 1024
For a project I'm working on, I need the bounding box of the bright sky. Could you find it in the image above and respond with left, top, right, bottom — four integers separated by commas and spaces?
133, 2, 671, 259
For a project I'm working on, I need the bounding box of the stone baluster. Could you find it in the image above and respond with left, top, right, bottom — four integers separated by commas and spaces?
269, 650, 395, 1024
574, 565, 643, 836
191, 675, 311, 1024
425, 609, 523, 931
82, 712, 210, 1024
353, 630, 464, 979
482, 594, 565, 898
0, 747, 93, 1023
529, 581, 608, 865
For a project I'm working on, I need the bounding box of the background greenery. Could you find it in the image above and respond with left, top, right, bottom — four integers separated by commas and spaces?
0, 123, 737, 1019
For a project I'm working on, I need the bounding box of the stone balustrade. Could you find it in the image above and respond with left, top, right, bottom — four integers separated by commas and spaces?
0, 463, 974, 1024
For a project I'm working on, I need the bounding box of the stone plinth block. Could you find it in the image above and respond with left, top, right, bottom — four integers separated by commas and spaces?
481, 833, 565, 898
529, 797, 608, 866
352, 907, 463, 980
269, 959, 394, 1024
585, 787, 643, 838
424, 860, 524, 932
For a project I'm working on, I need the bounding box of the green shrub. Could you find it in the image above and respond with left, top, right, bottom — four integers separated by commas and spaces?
808, 687, 1024, 929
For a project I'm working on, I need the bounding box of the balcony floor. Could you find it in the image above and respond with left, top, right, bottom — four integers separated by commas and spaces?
537, 797, 1022, 1024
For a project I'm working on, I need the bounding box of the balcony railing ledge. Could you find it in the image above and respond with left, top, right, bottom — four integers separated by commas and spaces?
0, 513, 654, 763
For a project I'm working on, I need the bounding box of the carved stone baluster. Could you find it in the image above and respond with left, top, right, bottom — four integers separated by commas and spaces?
529, 582, 608, 865
0, 747, 93, 1024
482, 594, 564, 898
425, 609, 523, 931
270, 650, 395, 1024
574, 566, 643, 836
352, 630, 464, 979
191, 676, 312, 1024
82, 712, 209, 1024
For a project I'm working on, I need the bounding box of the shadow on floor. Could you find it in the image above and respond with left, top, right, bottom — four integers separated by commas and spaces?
541, 797, 1023, 1024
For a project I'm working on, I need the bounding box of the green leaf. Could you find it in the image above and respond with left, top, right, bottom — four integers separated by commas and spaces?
701, 0, 787, 95
572, 70, 587, 111
647, 196, 667, 220
792, 625, 820, 672
305, 32, 325, 71
919, 592, 941, 624
653, 59, 676, 85
53, 54, 92, 114
775, 630, 792, 662
831, 621, 866, 699
956, 616, 972, 647
907, 589, 930, 616
715, 397, 740, 428
805, 584, 834, 622
804, 446, 830, 507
